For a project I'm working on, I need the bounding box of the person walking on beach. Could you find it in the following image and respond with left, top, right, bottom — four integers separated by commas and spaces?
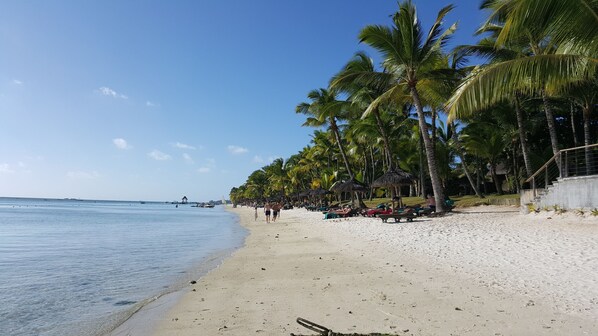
264, 202, 272, 223
272, 202, 280, 222
254, 202, 258, 221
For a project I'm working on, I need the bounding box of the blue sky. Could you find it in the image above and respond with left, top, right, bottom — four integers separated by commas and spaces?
0, 1, 485, 202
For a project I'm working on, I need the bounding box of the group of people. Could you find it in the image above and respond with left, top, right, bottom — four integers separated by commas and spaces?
254, 201, 283, 223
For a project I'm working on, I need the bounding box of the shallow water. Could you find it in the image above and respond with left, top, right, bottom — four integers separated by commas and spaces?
0, 198, 246, 336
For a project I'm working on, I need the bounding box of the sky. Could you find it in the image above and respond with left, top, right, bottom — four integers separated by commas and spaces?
0, 0, 485, 202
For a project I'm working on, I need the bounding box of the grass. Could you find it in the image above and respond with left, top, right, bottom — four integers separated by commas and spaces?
363, 193, 520, 209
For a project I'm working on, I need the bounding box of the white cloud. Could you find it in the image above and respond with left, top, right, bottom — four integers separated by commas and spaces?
148, 150, 171, 161
182, 153, 194, 164
13, 79, 23, 85
174, 142, 196, 150
0, 163, 13, 174
253, 155, 264, 163
98, 86, 128, 99
228, 145, 248, 154
113, 138, 131, 150
198, 167, 211, 173
146, 101, 158, 107
67, 171, 100, 179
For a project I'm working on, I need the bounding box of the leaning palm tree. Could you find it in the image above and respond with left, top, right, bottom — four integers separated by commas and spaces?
448, 0, 598, 158
355, 1, 457, 211
453, 23, 536, 177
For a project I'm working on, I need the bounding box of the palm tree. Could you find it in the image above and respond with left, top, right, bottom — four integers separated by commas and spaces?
454, 23, 536, 177
357, 1, 457, 211
448, 0, 598, 158
296, 88, 355, 179
461, 122, 507, 195
331, 52, 399, 170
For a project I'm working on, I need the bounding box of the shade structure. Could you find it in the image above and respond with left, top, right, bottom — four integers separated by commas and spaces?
309, 187, 332, 197
371, 168, 415, 188
330, 179, 367, 193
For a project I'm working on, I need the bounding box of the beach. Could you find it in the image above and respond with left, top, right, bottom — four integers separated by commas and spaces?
151, 206, 598, 335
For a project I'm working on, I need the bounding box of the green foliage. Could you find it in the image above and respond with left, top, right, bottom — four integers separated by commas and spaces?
575, 209, 585, 216
591, 208, 598, 217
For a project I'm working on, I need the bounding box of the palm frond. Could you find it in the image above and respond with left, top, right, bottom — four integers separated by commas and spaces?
447, 54, 598, 121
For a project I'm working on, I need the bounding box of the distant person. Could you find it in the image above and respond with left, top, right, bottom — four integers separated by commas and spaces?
426, 194, 436, 212
254, 203, 258, 221
272, 202, 281, 222
264, 202, 272, 223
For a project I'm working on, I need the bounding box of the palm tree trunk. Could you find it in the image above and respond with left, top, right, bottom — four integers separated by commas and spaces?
418, 133, 426, 198
452, 133, 483, 198
431, 107, 437, 155
373, 111, 394, 170
410, 86, 446, 212
542, 91, 560, 156
330, 119, 353, 179
514, 95, 533, 177
570, 102, 579, 147
490, 163, 503, 195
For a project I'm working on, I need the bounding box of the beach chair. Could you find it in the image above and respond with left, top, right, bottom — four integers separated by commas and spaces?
378, 208, 416, 223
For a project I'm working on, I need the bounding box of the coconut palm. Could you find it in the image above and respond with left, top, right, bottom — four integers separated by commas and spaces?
356, 1, 456, 211
453, 22, 536, 177
296, 88, 356, 180
448, 0, 598, 158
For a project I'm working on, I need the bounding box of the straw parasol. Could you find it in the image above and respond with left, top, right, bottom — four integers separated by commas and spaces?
371, 168, 415, 210
330, 179, 367, 193
309, 187, 332, 197
371, 168, 414, 188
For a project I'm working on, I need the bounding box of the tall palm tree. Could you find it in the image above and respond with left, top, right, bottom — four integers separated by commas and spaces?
357, 1, 457, 211
454, 23, 536, 177
331, 52, 399, 170
296, 88, 355, 179
448, 0, 598, 158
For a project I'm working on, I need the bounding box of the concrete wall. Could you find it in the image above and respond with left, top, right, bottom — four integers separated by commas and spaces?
521, 175, 598, 210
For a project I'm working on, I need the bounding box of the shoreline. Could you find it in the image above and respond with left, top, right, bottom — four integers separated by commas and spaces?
148, 205, 597, 335
106, 243, 247, 336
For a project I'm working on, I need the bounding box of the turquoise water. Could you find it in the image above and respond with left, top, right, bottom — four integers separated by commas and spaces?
0, 198, 246, 336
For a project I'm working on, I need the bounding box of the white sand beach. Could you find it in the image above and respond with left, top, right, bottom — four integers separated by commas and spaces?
151, 206, 598, 335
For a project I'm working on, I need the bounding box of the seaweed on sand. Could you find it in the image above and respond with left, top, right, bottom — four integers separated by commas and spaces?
290, 318, 398, 336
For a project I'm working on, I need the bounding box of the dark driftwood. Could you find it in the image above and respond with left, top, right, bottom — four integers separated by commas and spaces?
290, 317, 396, 336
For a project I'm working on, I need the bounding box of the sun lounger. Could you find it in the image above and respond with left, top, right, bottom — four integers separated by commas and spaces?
378, 209, 416, 223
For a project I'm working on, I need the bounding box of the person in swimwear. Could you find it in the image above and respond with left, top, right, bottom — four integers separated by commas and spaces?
264, 202, 272, 223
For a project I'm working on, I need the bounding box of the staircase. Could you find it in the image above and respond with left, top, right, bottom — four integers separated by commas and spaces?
521, 144, 598, 210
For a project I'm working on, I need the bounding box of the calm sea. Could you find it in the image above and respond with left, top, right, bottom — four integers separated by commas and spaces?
0, 197, 246, 336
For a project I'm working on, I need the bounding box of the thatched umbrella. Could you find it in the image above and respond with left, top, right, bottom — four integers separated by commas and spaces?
371, 168, 415, 209
330, 179, 367, 193
329, 179, 368, 208
308, 187, 331, 196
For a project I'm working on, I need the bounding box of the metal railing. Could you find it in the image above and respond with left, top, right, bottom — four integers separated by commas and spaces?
524, 144, 598, 195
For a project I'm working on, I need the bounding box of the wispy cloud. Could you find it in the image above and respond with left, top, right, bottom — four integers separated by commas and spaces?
197, 167, 211, 173
67, 171, 100, 179
253, 155, 264, 163
228, 145, 248, 155
146, 101, 159, 107
98, 87, 128, 99
0, 163, 14, 174
182, 153, 194, 164
148, 150, 171, 161
113, 138, 131, 150
173, 142, 196, 150
12, 79, 23, 85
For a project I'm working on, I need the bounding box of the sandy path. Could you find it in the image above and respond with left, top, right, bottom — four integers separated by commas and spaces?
151, 206, 597, 335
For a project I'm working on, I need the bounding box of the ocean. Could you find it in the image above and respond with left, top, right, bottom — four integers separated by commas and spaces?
0, 197, 247, 336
